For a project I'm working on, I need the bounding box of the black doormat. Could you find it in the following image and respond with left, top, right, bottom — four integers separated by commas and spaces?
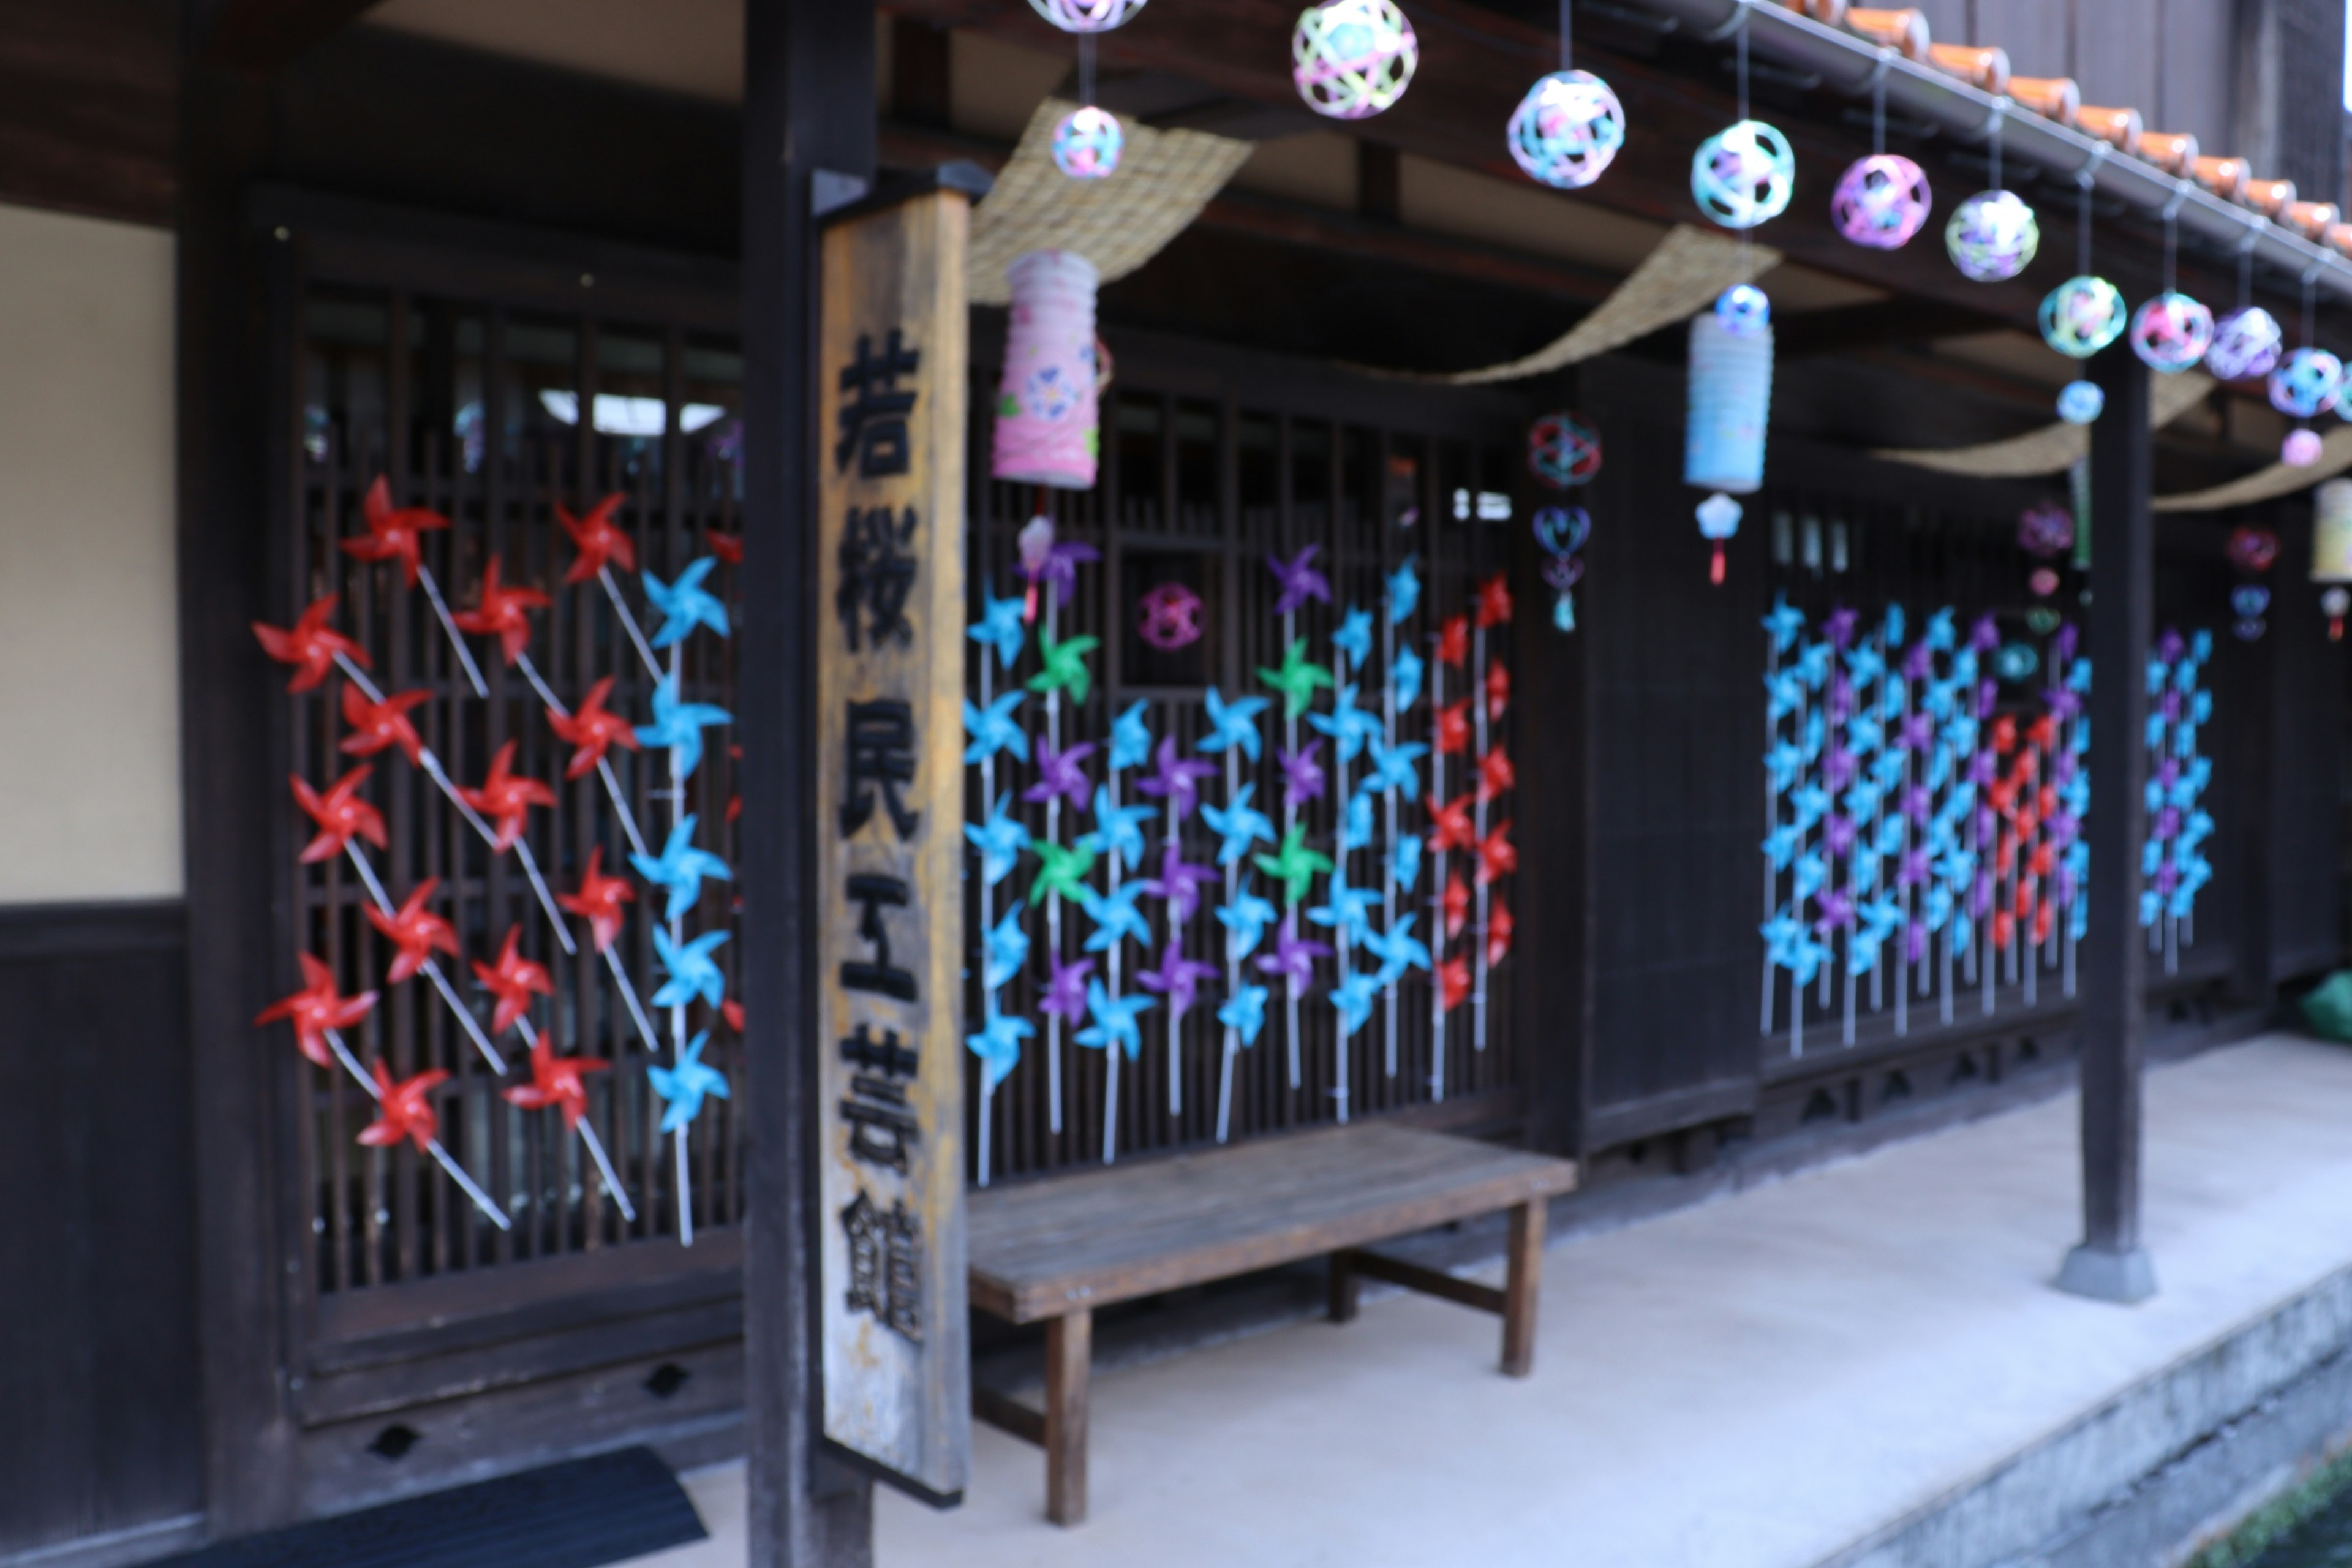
153, 1446, 707, 1568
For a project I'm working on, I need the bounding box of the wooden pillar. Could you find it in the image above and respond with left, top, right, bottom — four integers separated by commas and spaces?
740, 0, 879, 1562
2057, 344, 2158, 1305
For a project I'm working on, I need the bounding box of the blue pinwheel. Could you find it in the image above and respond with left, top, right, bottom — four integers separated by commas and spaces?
1080, 881, 1152, 952
650, 1032, 729, 1131
1217, 880, 1278, 960
1332, 607, 1373, 670
1363, 736, 1427, 797
1386, 557, 1420, 625
962, 691, 1028, 765
1308, 682, 1382, 763
1764, 740, 1803, 794
969, 593, 1027, 670
1199, 686, 1267, 760
631, 815, 733, 922
1218, 982, 1270, 1045
1076, 980, 1152, 1059
1391, 645, 1425, 712
1362, 913, 1431, 986
1762, 594, 1805, 654
966, 793, 1030, 887
982, 906, 1029, 989
1882, 603, 1907, 648
1204, 783, 1275, 866
1084, 786, 1156, 872
967, 1003, 1033, 1091
635, 674, 733, 778
1109, 699, 1154, 771
1389, 834, 1423, 892
643, 558, 729, 647
1308, 864, 1379, 946
1330, 967, 1382, 1036
1924, 608, 1957, 651
1338, 793, 1374, 852
653, 927, 729, 1008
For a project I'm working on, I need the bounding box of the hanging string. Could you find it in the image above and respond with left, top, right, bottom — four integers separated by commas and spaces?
2238, 243, 2254, 312
1736, 7, 1754, 281
2304, 274, 2318, 348
2076, 176, 2092, 277
2162, 210, 2177, 297
1736, 6, 1749, 125
1871, 55, 1886, 157
1560, 0, 1572, 71
1079, 33, 1096, 107
1988, 104, 2003, 194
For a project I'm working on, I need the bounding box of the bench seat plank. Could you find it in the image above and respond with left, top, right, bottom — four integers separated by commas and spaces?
968, 1124, 1577, 1323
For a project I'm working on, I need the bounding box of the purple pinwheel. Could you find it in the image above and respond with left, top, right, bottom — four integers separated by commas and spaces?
1266, 546, 1332, 616
1905, 921, 1929, 963
1254, 920, 1332, 989
2154, 804, 2182, 841
1278, 737, 1326, 807
2044, 684, 2081, 720
1812, 888, 1855, 935
1968, 614, 2000, 654
1148, 842, 1219, 925
1901, 784, 1931, 824
2053, 624, 2079, 664
2157, 627, 2186, 664
1898, 712, 1934, 752
1974, 679, 1998, 719
1137, 736, 1217, 823
1822, 748, 1858, 788
1024, 739, 1096, 811
1823, 606, 1859, 649
1822, 814, 1856, 857
1901, 641, 1934, 682
1898, 848, 1931, 886
1041, 953, 1095, 1022
2046, 809, 2079, 846
1023, 538, 1101, 601
1966, 750, 1997, 786
1137, 940, 1217, 1016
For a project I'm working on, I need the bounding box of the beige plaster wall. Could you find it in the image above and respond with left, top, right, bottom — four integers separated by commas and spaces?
0, 202, 180, 903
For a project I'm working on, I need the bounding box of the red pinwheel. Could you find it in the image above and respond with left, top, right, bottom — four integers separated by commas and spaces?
472, 925, 554, 1036
458, 741, 556, 852
1484, 661, 1510, 723
546, 676, 640, 780
1437, 954, 1472, 1012
291, 765, 388, 863
557, 494, 638, 584
1476, 745, 1517, 804
1991, 714, 2018, 755
253, 595, 370, 692
1425, 792, 1477, 853
1474, 573, 1514, 630
358, 1059, 448, 1153
256, 952, 379, 1068
1474, 821, 1517, 886
343, 475, 451, 589
2025, 714, 2059, 752
1436, 698, 1474, 755
451, 557, 551, 667
1485, 899, 1515, 968
365, 877, 458, 984
1442, 869, 1471, 939
1436, 614, 1469, 668
340, 684, 430, 766
707, 529, 743, 565
502, 1036, 609, 1130
557, 848, 635, 952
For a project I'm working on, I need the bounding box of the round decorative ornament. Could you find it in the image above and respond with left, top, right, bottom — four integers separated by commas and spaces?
2017, 501, 2075, 559
2324, 585, 2351, 642
2206, 307, 2284, 381
1944, 190, 2039, 281
2227, 524, 2280, 575
2233, 584, 2272, 619
2128, 292, 2215, 374
1831, 154, 1931, 250
2269, 347, 2345, 419
2057, 380, 2106, 424
1052, 107, 1125, 179
2025, 606, 2064, 636
2029, 567, 2061, 598
1714, 282, 1772, 338
1533, 504, 1593, 558
1695, 491, 1742, 586
1527, 412, 1602, 488
1507, 70, 1625, 190
2283, 428, 2326, 467
1028, 0, 1147, 29
1292, 0, 1417, 121
2040, 276, 2127, 359
1136, 581, 1204, 651
1994, 642, 2040, 683
1691, 120, 1796, 230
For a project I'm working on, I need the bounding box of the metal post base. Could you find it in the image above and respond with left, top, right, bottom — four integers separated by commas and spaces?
2056, 1243, 2158, 1304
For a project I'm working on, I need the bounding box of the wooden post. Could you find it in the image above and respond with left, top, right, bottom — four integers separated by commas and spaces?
1327, 1250, 1360, 1323
2057, 345, 2158, 1305
740, 0, 880, 1561
1043, 1310, 1092, 1526
1501, 1197, 1545, 1376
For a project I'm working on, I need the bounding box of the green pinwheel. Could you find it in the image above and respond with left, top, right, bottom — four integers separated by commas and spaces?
1027, 839, 1097, 908
1256, 636, 1335, 722
1027, 628, 1101, 705
1253, 823, 1333, 909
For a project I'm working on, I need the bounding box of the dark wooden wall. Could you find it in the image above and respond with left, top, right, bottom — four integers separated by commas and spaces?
0, 903, 203, 1563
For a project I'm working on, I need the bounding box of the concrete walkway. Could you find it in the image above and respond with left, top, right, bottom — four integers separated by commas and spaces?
625, 1033, 2352, 1568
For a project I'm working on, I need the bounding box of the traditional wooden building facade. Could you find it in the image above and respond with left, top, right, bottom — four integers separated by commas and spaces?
4, 0, 2351, 1564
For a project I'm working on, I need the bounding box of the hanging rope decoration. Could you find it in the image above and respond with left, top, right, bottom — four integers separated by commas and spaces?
1527, 410, 1602, 488
1292, 0, 1417, 120
1507, 0, 1622, 190
1533, 506, 1589, 632
1833, 59, 1928, 249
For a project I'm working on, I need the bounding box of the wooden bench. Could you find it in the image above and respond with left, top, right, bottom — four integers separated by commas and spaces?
966, 1122, 1579, 1524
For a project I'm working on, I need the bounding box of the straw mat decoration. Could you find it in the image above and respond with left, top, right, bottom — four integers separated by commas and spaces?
968, 98, 1254, 306
2152, 424, 2352, 510
1873, 372, 2214, 477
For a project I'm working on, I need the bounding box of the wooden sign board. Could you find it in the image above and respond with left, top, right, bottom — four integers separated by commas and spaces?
813, 183, 971, 1504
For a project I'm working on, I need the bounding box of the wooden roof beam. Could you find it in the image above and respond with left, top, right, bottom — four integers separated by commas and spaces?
203, 0, 383, 74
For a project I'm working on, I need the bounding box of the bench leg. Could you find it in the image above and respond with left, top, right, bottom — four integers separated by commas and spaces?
1328, 1250, 1359, 1323
1501, 1197, 1545, 1378
1044, 1308, 1091, 1526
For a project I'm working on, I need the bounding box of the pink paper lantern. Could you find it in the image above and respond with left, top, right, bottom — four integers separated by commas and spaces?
992, 250, 1102, 490
1830, 154, 1931, 249
2284, 428, 2324, 467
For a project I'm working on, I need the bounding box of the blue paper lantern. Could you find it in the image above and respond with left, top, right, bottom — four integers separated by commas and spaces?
1714, 282, 1772, 339
2039, 276, 2127, 359
1692, 120, 1795, 230
1686, 306, 1773, 496
2057, 381, 2105, 424
1507, 70, 1624, 190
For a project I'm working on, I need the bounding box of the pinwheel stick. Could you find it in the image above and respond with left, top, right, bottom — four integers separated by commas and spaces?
416, 563, 491, 699
601, 564, 665, 683
1044, 583, 1065, 1136
1283, 607, 1302, 1092
518, 649, 651, 861
1428, 633, 1446, 1104
321, 1025, 511, 1231
1102, 1046, 1120, 1165
342, 842, 508, 1074
1216, 745, 1240, 1145
604, 944, 662, 1054
513, 1017, 638, 1223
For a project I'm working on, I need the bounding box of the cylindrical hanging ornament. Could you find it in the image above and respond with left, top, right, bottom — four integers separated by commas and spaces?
992, 250, 1103, 489
1686, 290, 1773, 495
